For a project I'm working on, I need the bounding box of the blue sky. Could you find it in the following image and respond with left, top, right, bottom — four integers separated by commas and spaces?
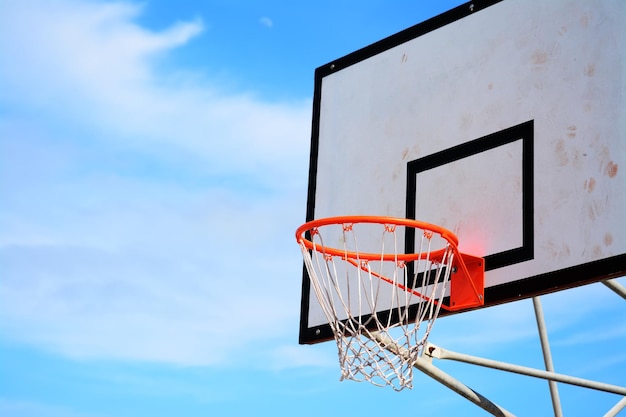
1, 1, 625, 416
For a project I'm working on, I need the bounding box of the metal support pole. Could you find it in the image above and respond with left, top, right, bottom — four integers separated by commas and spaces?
424, 343, 626, 395
413, 356, 517, 417
532, 296, 563, 417
603, 396, 626, 417
370, 332, 516, 417
602, 279, 626, 300
599, 278, 626, 417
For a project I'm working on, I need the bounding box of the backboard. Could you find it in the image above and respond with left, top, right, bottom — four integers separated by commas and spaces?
300, 0, 626, 344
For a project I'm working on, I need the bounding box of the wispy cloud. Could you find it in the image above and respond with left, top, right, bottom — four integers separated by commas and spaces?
0, 398, 103, 417
0, 0, 310, 367
269, 344, 337, 370
260, 17, 273, 28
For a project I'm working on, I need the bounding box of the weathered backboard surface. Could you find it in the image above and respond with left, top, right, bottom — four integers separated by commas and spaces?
300, 0, 626, 344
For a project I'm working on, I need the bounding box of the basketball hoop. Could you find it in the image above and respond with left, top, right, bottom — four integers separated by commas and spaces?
296, 216, 484, 390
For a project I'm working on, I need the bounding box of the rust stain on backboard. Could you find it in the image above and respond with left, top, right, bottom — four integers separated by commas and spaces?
605, 161, 618, 178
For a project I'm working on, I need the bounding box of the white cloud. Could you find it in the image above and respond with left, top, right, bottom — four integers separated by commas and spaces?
0, 0, 203, 84
0, 0, 310, 181
269, 344, 337, 370
0, 398, 102, 417
260, 17, 273, 28
0, 0, 310, 367
0, 164, 308, 365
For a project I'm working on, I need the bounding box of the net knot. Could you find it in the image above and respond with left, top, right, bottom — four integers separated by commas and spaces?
342, 223, 354, 232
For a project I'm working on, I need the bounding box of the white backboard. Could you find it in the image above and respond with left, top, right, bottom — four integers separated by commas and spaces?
300, 0, 626, 344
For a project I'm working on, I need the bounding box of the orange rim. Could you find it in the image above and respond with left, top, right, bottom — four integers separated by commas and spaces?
295, 215, 460, 262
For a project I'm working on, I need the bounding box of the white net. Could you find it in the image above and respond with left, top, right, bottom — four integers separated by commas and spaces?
299, 219, 455, 391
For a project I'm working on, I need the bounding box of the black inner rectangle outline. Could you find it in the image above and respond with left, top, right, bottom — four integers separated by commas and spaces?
405, 120, 535, 274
